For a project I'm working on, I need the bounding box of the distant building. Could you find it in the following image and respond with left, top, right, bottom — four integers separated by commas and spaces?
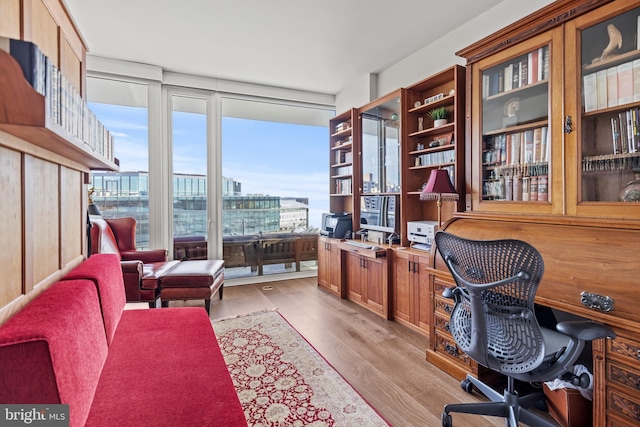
90, 172, 309, 240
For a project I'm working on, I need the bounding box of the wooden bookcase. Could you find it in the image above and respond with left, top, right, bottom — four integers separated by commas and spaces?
0, 0, 116, 323
427, 1, 640, 425
329, 108, 360, 232
401, 65, 466, 245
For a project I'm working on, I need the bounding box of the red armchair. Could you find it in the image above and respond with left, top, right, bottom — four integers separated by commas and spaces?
90, 217, 179, 306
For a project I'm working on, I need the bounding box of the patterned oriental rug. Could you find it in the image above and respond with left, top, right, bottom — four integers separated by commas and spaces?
212, 310, 390, 427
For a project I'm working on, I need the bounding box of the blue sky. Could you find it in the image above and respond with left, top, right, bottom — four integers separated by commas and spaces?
90, 103, 330, 229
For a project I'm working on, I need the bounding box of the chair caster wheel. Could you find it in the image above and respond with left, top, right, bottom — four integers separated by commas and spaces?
441, 412, 452, 427
461, 379, 474, 393
534, 399, 548, 412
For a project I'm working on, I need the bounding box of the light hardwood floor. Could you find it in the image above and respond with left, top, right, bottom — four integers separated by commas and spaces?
171, 277, 508, 427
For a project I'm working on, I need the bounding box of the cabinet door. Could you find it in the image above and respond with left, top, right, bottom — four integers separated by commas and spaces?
564, 2, 640, 220
392, 251, 412, 323
345, 251, 363, 302
317, 237, 331, 290
363, 257, 385, 315
415, 255, 431, 332
470, 27, 564, 215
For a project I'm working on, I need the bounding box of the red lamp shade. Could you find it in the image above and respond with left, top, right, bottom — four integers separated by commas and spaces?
420, 169, 458, 201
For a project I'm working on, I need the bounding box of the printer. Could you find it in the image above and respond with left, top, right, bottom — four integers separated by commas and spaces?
320, 213, 352, 239
407, 220, 438, 246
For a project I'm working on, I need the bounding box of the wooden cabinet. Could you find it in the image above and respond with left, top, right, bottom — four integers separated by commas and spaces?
341, 243, 390, 319
317, 236, 342, 297
0, 0, 115, 321
402, 65, 465, 242
596, 329, 640, 426
443, 2, 640, 425
329, 108, 360, 232
391, 249, 430, 334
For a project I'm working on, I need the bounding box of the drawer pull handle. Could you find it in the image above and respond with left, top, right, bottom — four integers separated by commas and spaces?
444, 343, 459, 356
444, 304, 452, 314
580, 291, 614, 312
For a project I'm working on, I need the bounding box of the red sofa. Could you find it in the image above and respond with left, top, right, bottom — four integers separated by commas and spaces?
0, 254, 246, 427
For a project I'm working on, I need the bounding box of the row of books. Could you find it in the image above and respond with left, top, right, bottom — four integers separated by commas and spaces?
415, 149, 455, 167
0, 37, 114, 161
483, 126, 550, 166
333, 150, 353, 164
482, 45, 549, 98
332, 165, 353, 176
611, 108, 640, 155
483, 174, 549, 202
333, 136, 352, 148
333, 121, 351, 134
583, 59, 640, 112
334, 178, 352, 194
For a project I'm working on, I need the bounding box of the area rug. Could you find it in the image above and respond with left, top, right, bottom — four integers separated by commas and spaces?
212, 310, 390, 427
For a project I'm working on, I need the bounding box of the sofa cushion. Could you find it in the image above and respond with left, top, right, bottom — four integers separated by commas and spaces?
0, 280, 108, 427
85, 308, 246, 427
62, 254, 126, 345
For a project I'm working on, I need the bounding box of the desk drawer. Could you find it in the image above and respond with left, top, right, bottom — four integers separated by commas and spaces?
608, 336, 640, 368
434, 311, 451, 334
607, 361, 640, 395
434, 331, 471, 368
435, 295, 454, 317
607, 386, 640, 424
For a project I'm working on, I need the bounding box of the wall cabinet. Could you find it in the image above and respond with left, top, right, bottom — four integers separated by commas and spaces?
317, 236, 342, 297
391, 249, 430, 334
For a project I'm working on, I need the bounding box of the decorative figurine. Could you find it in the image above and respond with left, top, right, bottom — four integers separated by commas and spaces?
592, 24, 622, 63
418, 117, 424, 131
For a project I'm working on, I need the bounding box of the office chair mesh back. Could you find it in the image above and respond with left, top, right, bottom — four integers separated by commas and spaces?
436, 232, 546, 374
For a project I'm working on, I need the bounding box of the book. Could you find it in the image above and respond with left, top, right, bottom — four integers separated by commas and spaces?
523, 129, 534, 163
511, 132, 521, 165
633, 59, 640, 102
530, 49, 539, 84
537, 175, 549, 201
512, 62, 520, 88
611, 117, 621, 154
617, 61, 634, 105
619, 111, 629, 153
533, 127, 542, 162
583, 72, 597, 112
537, 47, 544, 82
596, 69, 608, 110
542, 45, 549, 80
607, 66, 619, 107
522, 176, 530, 201
504, 64, 512, 91
540, 126, 548, 163
530, 176, 538, 201
6, 38, 46, 95
520, 57, 528, 87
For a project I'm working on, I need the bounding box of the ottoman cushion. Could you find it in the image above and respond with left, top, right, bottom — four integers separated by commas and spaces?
160, 260, 224, 288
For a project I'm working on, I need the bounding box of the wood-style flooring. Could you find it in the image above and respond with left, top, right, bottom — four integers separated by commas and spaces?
171, 277, 510, 427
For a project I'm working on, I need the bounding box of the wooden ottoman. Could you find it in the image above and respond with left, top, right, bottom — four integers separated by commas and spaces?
159, 260, 225, 315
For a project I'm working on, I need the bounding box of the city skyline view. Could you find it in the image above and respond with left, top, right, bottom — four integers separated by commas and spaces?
89, 102, 330, 230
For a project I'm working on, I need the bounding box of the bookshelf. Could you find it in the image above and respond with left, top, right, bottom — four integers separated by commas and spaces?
402, 65, 465, 245
0, 47, 117, 171
329, 108, 359, 231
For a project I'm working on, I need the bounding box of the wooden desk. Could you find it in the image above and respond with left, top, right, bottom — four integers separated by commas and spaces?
427, 216, 640, 426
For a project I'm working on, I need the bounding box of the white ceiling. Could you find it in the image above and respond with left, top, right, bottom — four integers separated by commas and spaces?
64, 0, 504, 95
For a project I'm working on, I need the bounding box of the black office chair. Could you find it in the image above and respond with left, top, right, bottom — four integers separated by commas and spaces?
434, 231, 616, 427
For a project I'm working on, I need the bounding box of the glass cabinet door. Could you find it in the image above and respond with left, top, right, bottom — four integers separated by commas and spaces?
472, 29, 563, 215
567, 3, 640, 218
481, 44, 550, 202
360, 93, 401, 195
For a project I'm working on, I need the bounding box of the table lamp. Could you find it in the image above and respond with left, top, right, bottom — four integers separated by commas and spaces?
420, 169, 459, 228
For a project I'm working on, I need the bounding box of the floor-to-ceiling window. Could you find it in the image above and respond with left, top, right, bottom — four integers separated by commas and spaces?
221, 97, 332, 279
87, 77, 150, 248
170, 94, 208, 239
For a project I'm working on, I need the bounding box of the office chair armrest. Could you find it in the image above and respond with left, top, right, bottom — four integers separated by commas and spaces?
556, 320, 616, 341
